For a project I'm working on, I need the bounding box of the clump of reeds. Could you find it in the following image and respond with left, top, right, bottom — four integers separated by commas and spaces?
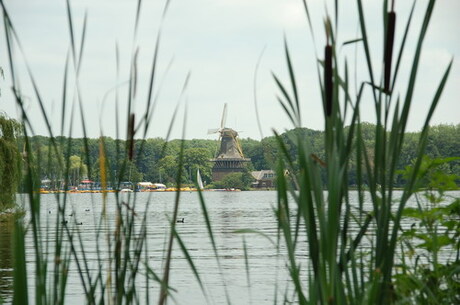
1, 1, 211, 304
272, 0, 453, 304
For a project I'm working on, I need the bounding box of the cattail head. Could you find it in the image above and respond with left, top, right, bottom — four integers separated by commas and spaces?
128, 113, 135, 161
324, 43, 333, 117
384, 11, 396, 93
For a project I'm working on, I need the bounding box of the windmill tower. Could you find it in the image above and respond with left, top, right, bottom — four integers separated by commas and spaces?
208, 104, 251, 181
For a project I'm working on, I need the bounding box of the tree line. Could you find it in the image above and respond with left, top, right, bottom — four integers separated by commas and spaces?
1, 115, 458, 196
16, 122, 458, 189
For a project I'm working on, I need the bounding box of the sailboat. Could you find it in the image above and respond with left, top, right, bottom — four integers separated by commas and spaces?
197, 169, 204, 190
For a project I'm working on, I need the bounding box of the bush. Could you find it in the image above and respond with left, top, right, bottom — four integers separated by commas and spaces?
210, 171, 253, 190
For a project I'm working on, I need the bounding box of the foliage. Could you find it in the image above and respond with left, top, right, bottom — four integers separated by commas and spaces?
0, 113, 21, 210
34, 145, 65, 188
210, 171, 253, 190
397, 157, 460, 304
183, 147, 213, 184
21, 123, 460, 188
269, 0, 457, 304
158, 155, 179, 185
134, 138, 165, 182
68, 155, 87, 185
400, 155, 460, 191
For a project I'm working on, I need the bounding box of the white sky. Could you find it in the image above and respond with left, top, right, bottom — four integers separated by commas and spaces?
0, 0, 459, 140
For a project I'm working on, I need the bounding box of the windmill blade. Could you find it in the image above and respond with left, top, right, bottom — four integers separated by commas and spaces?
220, 103, 228, 129
230, 130, 245, 158
207, 128, 220, 134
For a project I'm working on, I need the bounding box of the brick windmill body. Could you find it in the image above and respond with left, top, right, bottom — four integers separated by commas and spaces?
209, 104, 251, 181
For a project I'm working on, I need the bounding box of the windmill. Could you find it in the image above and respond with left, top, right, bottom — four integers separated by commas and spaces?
209, 104, 251, 181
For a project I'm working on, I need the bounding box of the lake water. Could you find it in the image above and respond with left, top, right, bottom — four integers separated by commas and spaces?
1, 191, 288, 305
0, 190, 458, 304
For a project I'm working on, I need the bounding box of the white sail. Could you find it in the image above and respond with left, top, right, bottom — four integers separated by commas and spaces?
197, 169, 204, 190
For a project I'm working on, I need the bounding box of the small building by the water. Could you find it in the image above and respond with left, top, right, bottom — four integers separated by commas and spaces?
251, 170, 275, 188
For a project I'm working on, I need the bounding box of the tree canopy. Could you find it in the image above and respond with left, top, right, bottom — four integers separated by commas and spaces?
0, 113, 22, 210
13, 123, 460, 189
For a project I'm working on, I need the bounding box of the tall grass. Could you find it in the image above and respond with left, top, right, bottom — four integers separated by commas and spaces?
1, 0, 213, 304
272, 0, 454, 304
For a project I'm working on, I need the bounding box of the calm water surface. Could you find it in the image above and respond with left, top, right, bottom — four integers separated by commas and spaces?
0, 190, 458, 304
3, 191, 289, 305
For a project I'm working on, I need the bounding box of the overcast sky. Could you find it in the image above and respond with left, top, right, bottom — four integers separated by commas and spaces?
1, 0, 459, 140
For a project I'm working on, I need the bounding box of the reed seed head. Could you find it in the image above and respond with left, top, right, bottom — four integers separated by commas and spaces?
324, 44, 333, 117
384, 11, 396, 93
128, 113, 135, 160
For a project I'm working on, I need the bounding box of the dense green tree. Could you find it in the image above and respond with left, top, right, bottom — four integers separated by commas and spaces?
135, 138, 165, 182
260, 136, 280, 169
69, 155, 88, 186
119, 160, 143, 183
183, 147, 213, 184
158, 155, 178, 185
427, 124, 459, 157
426, 124, 460, 178
241, 138, 269, 170
0, 114, 21, 210
37, 145, 64, 180
186, 139, 217, 152
212, 171, 253, 190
